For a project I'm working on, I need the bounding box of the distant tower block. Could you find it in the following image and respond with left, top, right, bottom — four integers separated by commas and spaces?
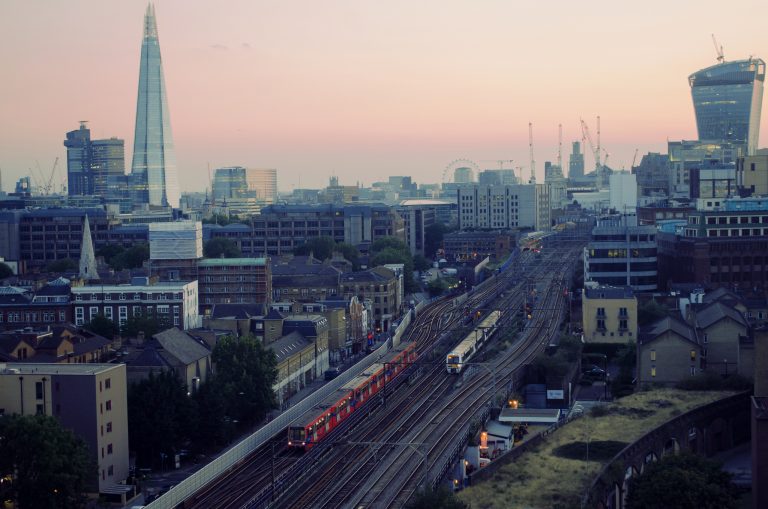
79, 215, 99, 280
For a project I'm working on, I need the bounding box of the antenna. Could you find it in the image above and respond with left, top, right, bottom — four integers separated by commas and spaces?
557, 123, 563, 171
711, 34, 725, 63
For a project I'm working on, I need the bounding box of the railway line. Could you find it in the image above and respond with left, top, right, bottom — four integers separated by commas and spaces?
183, 242, 581, 509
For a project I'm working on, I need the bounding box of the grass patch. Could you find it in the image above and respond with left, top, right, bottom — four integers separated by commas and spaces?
458, 388, 735, 509
552, 440, 628, 461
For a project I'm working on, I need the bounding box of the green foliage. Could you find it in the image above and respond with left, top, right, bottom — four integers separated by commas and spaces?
533, 334, 583, 378
204, 238, 242, 258
0, 414, 95, 509
202, 214, 247, 226
413, 254, 431, 272
370, 237, 417, 292
676, 371, 753, 391
45, 258, 77, 273
0, 262, 13, 279
84, 314, 119, 339
120, 314, 171, 339
424, 222, 454, 258
190, 381, 232, 449
128, 370, 196, 468
551, 440, 628, 461
293, 236, 360, 269
427, 278, 450, 297
626, 453, 740, 509
638, 299, 668, 327
212, 335, 279, 425
405, 486, 468, 509
97, 243, 150, 271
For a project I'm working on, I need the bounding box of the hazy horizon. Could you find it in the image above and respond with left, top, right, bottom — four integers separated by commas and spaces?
1, 0, 767, 193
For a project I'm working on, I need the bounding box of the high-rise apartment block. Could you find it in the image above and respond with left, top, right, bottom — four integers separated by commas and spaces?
130, 3, 180, 208
64, 122, 125, 198
689, 58, 765, 154
456, 184, 550, 231
0, 363, 130, 494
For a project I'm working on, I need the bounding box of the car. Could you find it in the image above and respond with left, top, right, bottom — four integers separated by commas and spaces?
582, 365, 606, 378
324, 367, 341, 381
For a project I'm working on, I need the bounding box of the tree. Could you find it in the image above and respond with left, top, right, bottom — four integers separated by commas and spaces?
638, 299, 668, 327
405, 486, 468, 509
45, 258, 77, 273
370, 237, 418, 293
293, 236, 336, 260
413, 254, 431, 272
427, 278, 449, 297
424, 223, 453, 258
0, 262, 13, 279
0, 414, 94, 509
120, 314, 170, 339
626, 453, 739, 509
204, 238, 242, 258
84, 314, 119, 339
212, 335, 278, 425
190, 381, 232, 449
100, 243, 150, 271
128, 370, 196, 468
202, 214, 246, 226
336, 242, 361, 270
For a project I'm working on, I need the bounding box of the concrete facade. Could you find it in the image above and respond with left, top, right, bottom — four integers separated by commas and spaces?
582, 284, 638, 343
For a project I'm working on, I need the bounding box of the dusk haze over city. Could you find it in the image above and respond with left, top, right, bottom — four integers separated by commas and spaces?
0, 2, 767, 509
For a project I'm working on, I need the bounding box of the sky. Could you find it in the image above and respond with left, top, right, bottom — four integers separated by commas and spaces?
1, 0, 768, 193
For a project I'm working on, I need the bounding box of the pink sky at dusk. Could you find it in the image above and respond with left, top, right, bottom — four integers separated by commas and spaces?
1, 0, 767, 193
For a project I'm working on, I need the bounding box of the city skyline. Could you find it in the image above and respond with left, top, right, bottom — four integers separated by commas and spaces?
2, 0, 768, 193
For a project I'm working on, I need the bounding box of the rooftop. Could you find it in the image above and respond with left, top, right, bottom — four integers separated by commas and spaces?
583, 285, 634, 300
0, 362, 122, 375
198, 257, 267, 267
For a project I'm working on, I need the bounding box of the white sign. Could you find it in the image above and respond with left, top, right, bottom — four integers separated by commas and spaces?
547, 390, 564, 399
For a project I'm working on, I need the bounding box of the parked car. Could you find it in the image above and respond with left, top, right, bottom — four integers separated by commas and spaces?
324, 367, 341, 380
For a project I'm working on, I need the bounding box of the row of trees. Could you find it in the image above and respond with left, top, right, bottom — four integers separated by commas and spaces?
86, 313, 171, 339
128, 335, 278, 467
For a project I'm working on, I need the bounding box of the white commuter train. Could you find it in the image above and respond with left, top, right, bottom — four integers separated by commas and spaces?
446, 310, 502, 373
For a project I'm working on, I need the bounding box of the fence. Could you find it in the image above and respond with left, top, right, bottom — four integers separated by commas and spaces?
144, 340, 392, 509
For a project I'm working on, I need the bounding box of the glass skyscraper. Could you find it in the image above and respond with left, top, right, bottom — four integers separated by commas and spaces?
64, 122, 125, 198
131, 3, 180, 208
689, 58, 765, 154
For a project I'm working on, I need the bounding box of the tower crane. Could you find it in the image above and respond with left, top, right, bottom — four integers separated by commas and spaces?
712, 34, 725, 64
528, 122, 536, 184
44, 157, 59, 195
579, 118, 601, 172
478, 160, 514, 170
631, 148, 639, 169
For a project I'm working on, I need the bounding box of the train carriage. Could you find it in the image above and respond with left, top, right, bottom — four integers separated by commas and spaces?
446, 310, 501, 373
287, 341, 418, 451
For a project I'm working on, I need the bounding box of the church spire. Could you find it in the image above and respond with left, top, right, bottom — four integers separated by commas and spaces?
79, 215, 99, 280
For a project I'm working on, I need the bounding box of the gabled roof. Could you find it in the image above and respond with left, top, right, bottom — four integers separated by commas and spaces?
150, 328, 211, 365
695, 301, 748, 330
268, 331, 313, 363
210, 303, 265, 320
0, 335, 32, 355
639, 316, 699, 346
272, 273, 340, 288
264, 308, 285, 320
0, 286, 32, 305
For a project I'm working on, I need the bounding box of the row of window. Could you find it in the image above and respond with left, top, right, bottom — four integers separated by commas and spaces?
0, 310, 66, 323
75, 292, 182, 301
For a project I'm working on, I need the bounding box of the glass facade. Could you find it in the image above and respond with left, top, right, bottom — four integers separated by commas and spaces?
131, 3, 179, 208
689, 58, 765, 154
212, 167, 277, 203
64, 123, 125, 199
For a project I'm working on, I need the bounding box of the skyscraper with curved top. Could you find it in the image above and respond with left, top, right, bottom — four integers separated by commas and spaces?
689, 58, 765, 155
131, 2, 180, 208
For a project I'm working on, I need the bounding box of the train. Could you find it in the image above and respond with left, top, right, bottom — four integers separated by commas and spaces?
287, 342, 418, 451
446, 310, 502, 374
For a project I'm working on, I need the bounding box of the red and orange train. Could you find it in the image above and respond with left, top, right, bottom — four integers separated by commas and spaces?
287, 342, 418, 450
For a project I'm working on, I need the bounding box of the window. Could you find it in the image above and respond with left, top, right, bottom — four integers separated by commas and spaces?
104, 307, 113, 320
89, 306, 99, 321
107, 444, 113, 455
35, 381, 44, 400
75, 294, 83, 301
105, 378, 111, 389
104, 293, 111, 301
703, 333, 708, 344
690, 350, 697, 361
650, 350, 656, 361
75, 307, 85, 326
651, 366, 656, 377
119, 293, 126, 301
596, 307, 606, 317
36, 404, 44, 415
619, 319, 628, 331
596, 319, 606, 331
106, 422, 112, 433
108, 465, 114, 476
690, 367, 696, 376
105, 400, 112, 411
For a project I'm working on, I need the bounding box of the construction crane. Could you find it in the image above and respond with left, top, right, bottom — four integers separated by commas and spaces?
44, 157, 59, 195
631, 148, 639, 169
712, 34, 725, 64
602, 148, 610, 170
479, 159, 514, 170
528, 122, 536, 184
579, 118, 601, 173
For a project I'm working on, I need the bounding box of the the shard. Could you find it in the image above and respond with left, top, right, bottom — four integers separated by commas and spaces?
130, 2, 180, 208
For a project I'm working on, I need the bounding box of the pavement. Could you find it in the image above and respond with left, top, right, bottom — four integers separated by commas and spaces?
714, 441, 752, 487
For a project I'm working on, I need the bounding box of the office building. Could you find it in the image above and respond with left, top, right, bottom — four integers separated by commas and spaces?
689, 57, 765, 154
737, 154, 768, 196
64, 122, 126, 198
0, 363, 130, 495
395, 201, 437, 256
632, 152, 670, 196
456, 184, 550, 231
212, 167, 277, 205
609, 173, 638, 213
197, 258, 271, 314
130, 3, 180, 208
569, 141, 585, 179
657, 197, 768, 290
584, 215, 658, 291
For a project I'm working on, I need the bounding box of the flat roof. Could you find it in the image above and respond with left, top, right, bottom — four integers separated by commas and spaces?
498, 407, 561, 424
198, 257, 267, 267
0, 362, 123, 376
